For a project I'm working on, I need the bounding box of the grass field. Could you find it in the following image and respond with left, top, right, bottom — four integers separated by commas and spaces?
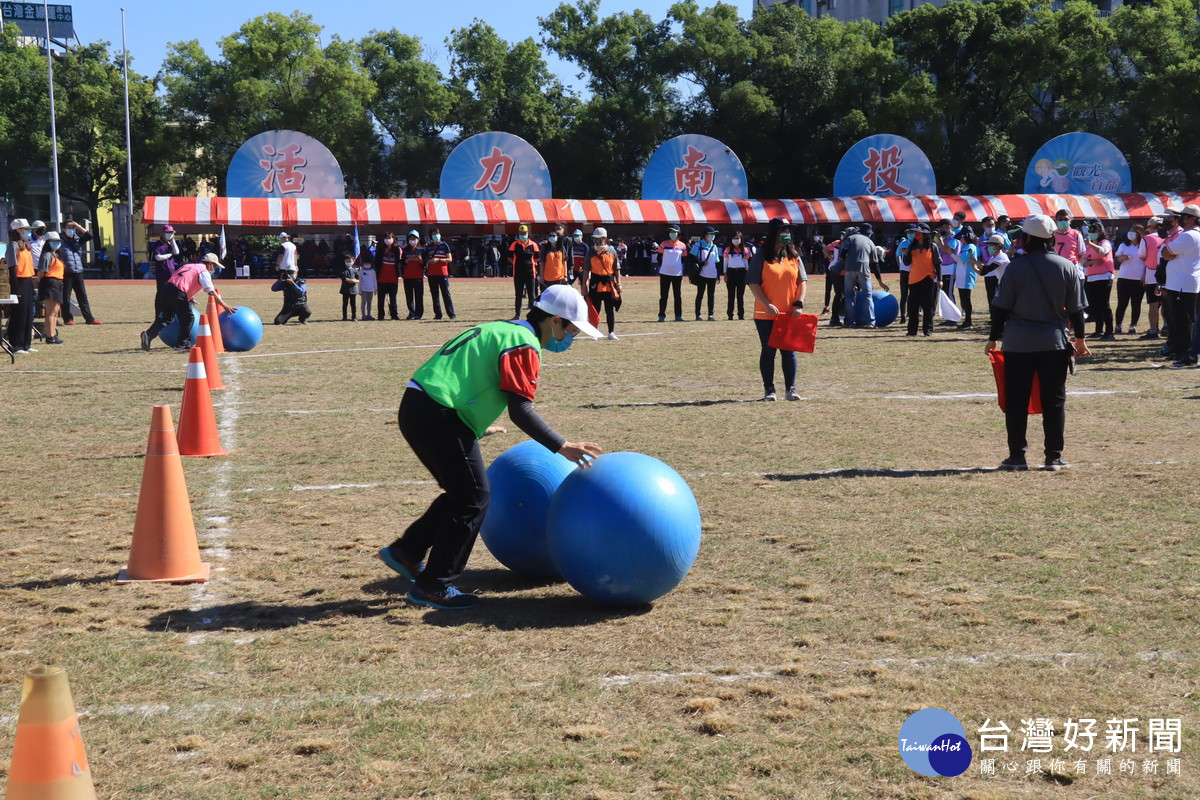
1, 275, 1198, 799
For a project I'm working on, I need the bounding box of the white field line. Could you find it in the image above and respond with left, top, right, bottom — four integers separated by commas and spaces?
1, 369, 179, 374
187, 357, 241, 642
218, 459, 1184, 495
1, 650, 1181, 727
221, 333, 667, 361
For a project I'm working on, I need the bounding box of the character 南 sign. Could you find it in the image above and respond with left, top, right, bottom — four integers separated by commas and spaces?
641, 135, 747, 201
225, 130, 346, 198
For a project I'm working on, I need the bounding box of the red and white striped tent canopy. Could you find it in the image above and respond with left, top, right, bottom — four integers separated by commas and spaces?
142, 192, 1199, 230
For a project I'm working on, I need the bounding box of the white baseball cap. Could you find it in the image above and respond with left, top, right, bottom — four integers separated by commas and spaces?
279, 231, 290, 239
9, 218, 30, 231
591, 227, 607, 239
533, 285, 603, 340
202, 252, 224, 269
1020, 214, 1056, 239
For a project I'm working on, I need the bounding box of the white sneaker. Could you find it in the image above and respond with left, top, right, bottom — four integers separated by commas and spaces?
606, 332, 619, 341
785, 387, 801, 401
15, 349, 29, 354
762, 391, 777, 401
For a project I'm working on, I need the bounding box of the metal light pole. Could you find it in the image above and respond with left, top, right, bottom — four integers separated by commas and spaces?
43, 0, 62, 228
121, 7, 136, 266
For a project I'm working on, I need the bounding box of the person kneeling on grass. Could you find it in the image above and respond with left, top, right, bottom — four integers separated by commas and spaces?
272, 267, 312, 325
379, 285, 605, 610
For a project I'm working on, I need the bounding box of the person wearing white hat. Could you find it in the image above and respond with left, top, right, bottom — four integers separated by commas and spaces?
141, 252, 235, 351
6, 219, 37, 353
986, 214, 1090, 471
1156, 204, 1200, 365
35, 232, 67, 344
378, 284, 603, 610
275, 231, 297, 275
583, 227, 622, 339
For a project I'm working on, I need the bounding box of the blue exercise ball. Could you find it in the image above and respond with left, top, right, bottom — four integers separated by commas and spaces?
160, 312, 199, 348
219, 306, 264, 352
872, 290, 900, 327
546, 452, 702, 605
849, 290, 899, 327
480, 440, 577, 579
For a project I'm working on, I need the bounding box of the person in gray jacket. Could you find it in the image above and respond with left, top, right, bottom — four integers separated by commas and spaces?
59, 219, 101, 325
986, 214, 1091, 472
840, 223, 889, 327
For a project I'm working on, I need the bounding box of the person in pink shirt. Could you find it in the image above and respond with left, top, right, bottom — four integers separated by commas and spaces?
140, 253, 235, 351
1140, 216, 1165, 338
1082, 222, 1115, 340
1052, 209, 1087, 274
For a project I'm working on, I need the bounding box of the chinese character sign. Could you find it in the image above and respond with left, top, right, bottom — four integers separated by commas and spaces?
834, 135, 937, 197
440, 132, 551, 200
1, 2, 74, 38
1024, 133, 1132, 194
642, 135, 747, 201
226, 130, 345, 198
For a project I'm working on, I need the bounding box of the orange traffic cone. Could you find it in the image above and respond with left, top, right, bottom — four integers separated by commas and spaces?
197, 316, 225, 391
206, 295, 226, 355
5, 665, 98, 800
177, 347, 226, 458
118, 406, 210, 584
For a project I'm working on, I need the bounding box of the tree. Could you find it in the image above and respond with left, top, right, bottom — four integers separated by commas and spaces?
446, 21, 573, 146
160, 12, 378, 195
539, 0, 681, 197
0, 24, 52, 198
360, 29, 454, 197
51, 42, 180, 216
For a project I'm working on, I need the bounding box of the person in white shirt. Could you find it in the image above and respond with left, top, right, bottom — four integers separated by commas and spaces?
656, 224, 688, 322
1158, 204, 1200, 367
276, 232, 297, 273
722, 231, 753, 320
1113, 224, 1147, 334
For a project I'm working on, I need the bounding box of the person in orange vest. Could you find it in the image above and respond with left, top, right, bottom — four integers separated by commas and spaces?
35, 231, 67, 344
140, 253, 235, 351
6, 219, 37, 353
539, 224, 570, 294
508, 223, 540, 320
747, 217, 809, 401
582, 227, 622, 340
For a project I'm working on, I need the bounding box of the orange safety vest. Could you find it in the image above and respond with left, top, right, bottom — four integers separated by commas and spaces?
588, 252, 617, 292
41, 254, 65, 280
542, 249, 567, 282
753, 257, 802, 319
15, 247, 35, 279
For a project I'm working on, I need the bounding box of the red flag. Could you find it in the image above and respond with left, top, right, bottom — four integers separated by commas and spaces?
584, 292, 600, 328
988, 351, 1043, 414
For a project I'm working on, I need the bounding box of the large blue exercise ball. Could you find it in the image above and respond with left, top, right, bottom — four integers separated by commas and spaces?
219, 306, 264, 352
546, 452, 702, 605
849, 290, 899, 327
160, 312, 199, 348
872, 290, 900, 327
480, 440, 577, 579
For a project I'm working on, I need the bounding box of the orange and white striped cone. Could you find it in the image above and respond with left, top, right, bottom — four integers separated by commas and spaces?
177, 347, 226, 458
205, 295, 226, 355
118, 405, 210, 584
196, 317, 225, 391
5, 665, 98, 800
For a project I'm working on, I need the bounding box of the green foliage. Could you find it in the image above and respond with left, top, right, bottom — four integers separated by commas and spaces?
4, 0, 1200, 206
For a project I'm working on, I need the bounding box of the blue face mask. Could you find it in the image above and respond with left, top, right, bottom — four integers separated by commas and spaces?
544, 330, 574, 353
49, 241, 62, 250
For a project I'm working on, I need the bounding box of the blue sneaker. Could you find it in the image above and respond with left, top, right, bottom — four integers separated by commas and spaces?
378, 547, 423, 581
407, 584, 478, 610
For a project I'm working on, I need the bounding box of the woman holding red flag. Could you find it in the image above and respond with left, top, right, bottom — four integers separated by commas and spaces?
747, 217, 808, 401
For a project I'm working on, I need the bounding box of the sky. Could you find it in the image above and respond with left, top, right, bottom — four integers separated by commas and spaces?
71, 0, 711, 88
